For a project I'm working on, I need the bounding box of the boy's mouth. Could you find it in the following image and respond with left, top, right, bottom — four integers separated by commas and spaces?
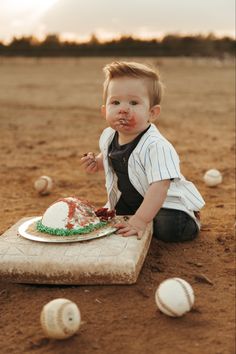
115, 116, 136, 129
119, 118, 129, 126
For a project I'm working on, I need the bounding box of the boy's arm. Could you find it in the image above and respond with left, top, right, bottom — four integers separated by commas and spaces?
115, 180, 170, 238
80, 152, 104, 173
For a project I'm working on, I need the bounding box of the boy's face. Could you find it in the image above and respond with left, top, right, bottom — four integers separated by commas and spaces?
102, 77, 159, 137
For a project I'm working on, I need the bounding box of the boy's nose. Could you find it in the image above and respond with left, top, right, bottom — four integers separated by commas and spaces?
118, 107, 129, 114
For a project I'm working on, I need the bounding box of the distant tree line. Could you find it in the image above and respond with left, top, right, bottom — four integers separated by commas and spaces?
0, 33, 235, 57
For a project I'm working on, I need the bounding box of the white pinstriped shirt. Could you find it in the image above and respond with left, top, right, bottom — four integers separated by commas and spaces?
99, 124, 205, 226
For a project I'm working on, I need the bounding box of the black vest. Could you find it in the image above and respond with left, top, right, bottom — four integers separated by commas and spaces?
108, 125, 151, 215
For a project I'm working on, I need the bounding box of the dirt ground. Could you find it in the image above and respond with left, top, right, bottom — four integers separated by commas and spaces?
0, 57, 235, 354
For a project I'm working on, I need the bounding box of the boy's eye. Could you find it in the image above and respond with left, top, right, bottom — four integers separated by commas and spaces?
112, 100, 120, 105
130, 100, 138, 105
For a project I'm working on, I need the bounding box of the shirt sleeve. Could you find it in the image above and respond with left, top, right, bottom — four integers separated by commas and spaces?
99, 127, 115, 152
144, 141, 182, 184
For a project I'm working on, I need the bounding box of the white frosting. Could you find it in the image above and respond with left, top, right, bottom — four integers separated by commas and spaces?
41, 198, 101, 230
42, 201, 69, 229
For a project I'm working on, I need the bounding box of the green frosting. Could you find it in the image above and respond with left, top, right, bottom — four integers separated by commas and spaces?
36, 219, 107, 236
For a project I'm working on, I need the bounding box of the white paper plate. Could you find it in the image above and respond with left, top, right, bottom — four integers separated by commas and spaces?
18, 217, 117, 243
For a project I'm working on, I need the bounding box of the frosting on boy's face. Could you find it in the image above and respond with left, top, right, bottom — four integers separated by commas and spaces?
104, 77, 152, 136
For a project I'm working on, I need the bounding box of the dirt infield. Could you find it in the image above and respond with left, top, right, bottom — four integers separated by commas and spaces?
0, 57, 235, 354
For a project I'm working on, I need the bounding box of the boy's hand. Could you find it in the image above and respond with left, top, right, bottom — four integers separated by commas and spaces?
80, 152, 99, 173
114, 215, 148, 239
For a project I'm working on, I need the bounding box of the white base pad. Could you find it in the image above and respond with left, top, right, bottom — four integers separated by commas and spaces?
0, 218, 152, 284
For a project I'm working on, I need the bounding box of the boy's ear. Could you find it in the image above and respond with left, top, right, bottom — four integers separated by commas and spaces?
149, 105, 161, 122
101, 105, 106, 117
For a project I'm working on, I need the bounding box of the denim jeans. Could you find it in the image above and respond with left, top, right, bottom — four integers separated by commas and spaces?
153, 208, 199, 243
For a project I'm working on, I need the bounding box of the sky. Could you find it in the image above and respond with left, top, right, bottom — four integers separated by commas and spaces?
0, 0, 235, 43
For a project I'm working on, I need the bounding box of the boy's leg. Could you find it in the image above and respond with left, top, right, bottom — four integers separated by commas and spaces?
153, 208, 199, 242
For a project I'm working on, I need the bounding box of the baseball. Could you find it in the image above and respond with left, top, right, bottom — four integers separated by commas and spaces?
34, 175, 53, 195
40, 298, 81, 339
155, 278, 195, 317
203, 169, 222, 187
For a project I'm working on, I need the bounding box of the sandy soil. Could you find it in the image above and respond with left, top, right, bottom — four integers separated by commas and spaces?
0, 57, 235, 354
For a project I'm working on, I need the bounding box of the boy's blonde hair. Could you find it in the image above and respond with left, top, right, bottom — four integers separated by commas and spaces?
103, 61, 163, 107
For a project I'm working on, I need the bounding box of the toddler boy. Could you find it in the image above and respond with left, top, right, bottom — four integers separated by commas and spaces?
81, 61, 205, 241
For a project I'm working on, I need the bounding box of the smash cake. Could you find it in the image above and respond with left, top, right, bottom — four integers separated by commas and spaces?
36, 197, 115, 236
